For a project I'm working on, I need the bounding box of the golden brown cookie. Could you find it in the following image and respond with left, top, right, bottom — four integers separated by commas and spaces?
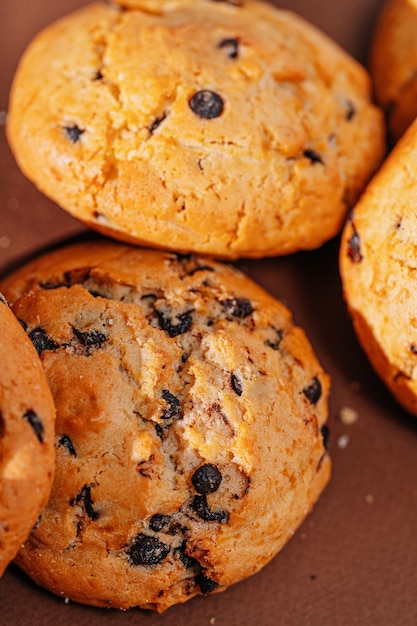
7, 0, 384, 259
0, 292, 55, 576
370, 0, 417, 142
340, 117, 417, 416
1, 240, 330, 611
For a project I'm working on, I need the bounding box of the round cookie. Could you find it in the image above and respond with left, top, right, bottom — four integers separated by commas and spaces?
340, 116, 417, 416
0, 292, 55, 576
7, 0, 385, 259
1, 240, 330, 611
370, 0, 417, 142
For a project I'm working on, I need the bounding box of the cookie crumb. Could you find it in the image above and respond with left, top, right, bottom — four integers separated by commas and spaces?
338, 405, 359, 425
0, 236, 11, 249
210, 618, 216, 625
337, 434, 349, 449
365, 493, 374, 504
64, 597, 70, 604
0, 110, 7, 126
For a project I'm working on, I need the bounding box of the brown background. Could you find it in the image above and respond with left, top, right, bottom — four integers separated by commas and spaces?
1, 1, 417, 624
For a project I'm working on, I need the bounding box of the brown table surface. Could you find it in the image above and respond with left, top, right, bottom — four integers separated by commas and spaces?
1, 1, 417, 624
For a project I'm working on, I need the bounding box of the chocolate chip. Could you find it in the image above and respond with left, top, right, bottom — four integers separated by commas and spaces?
28, 328, 58, 354
190, 494, 228, 523
231, 373, 243, 396
177, 541, 197, 569
303, 376, 322, 404
58, 434, 77, 457
221, 297, 253, 318
186, 265, 215, 277
149, 514, 171, 533
127, 534, 170, 566
192, 464, 222, 494
320, 424, 330, 451
71, 485, 100, 520
22, 409, 44, 443
303, 149, 323, 164
189, 90, 224, 119
195, 573, 219, 594
218, 37, 239, 59
410, 344, 417, 354
64, 125, 85, 144
345, 100, 356, 121
93, 70, 103, 81
149, 112, 167, 133
161, 390, 182, 420
73, 328, 107, 346
264, 327, 284, 351
347, 224, 363, 263
156, 309, 193, 337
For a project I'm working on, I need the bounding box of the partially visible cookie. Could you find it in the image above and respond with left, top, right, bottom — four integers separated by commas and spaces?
340, 117, 417, 415
7, 0, 384, 258
1, 240, 330, 611
0, 292, 55, 576
370, 0, 417, 142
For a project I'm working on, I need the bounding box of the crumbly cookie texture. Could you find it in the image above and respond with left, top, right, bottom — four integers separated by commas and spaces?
370, 0, 417, 142
0, 293, 55, 576
1, 240, 330, 611
340, 117, 417, 416
7, 0, 384, 259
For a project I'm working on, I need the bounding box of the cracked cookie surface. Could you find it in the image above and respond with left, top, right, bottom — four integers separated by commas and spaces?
7, 0, 385, 258
1, 240, 330, 610
340, 119, 417, 416
0, 293, 55, 576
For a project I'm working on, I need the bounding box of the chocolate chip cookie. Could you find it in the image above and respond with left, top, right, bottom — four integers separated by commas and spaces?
370, 0, 417, 142
0, 293, 55, 576
7, 0, 385, 258
1, 240, 330, 610
340, 118, 417, 415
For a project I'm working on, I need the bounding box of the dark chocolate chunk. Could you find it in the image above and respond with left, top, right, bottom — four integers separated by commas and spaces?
58, 434, 77, 456
94, 69, 104, 81
347, 224, 363, 263
149, 514, 171, 533
303, 376, 322, 404
177, 541, 197, 569
320, 424, 330, 451
303, 149, 323, 164
186, 265, 215, 277
28, 328, 58, 354
190, 494, 228, 523
231, 373, 243, 396
410, 344, 417, 354
221, 297, 253, 318
70, 485, 100, 520
73, 327, 107, 346
0, 411, 4, 438
127, 534, 170, 566
149, 112, 167, 133
264, 327, 284, 351
22, 409, 44, 443
195, 573, 219, 594
189, 90, 224, 119
64, 125, 85, 144
161, 390, 182, 420
156, 309, 193, 337
345, 100, 356, 121
218, 37, 239, 59
192, 464, 222, 494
